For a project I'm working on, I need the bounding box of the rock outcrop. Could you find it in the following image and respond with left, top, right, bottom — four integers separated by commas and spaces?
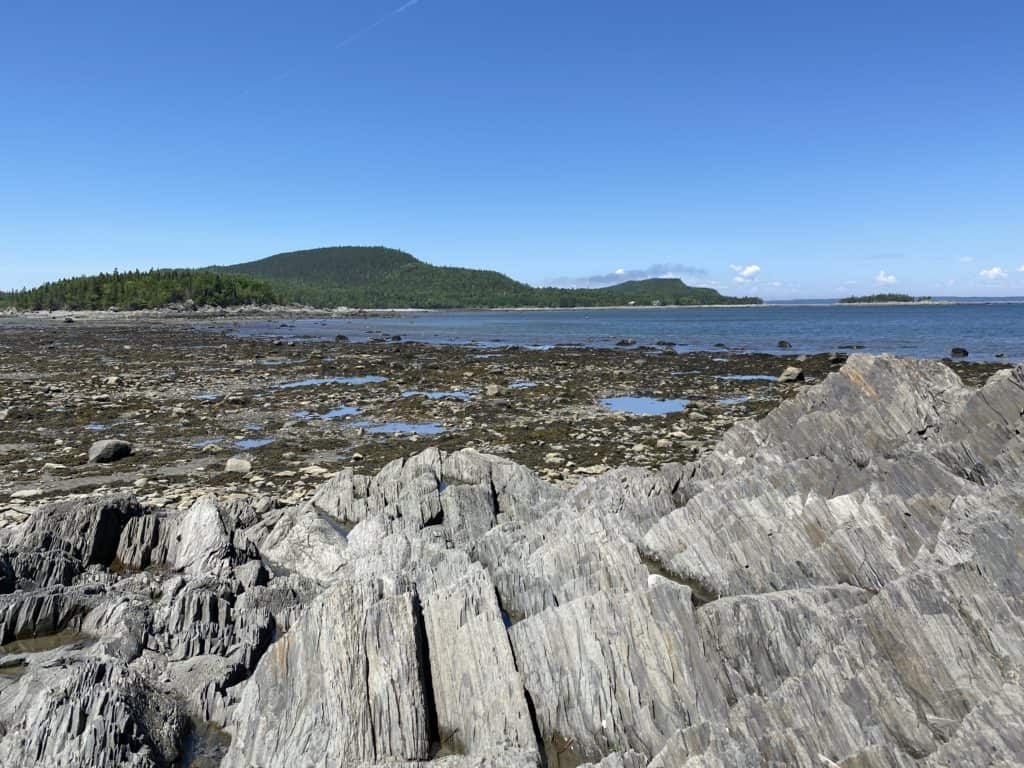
0, 354, 1021, 767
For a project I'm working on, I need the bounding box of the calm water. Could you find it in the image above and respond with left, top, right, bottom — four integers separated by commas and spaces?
227, 304, 1024, 363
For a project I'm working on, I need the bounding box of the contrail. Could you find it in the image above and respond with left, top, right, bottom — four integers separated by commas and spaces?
238, 0, 422, 98
335, 0, 421, 49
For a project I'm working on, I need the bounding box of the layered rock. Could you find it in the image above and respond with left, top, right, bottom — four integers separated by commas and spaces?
0, 354, 1021, 768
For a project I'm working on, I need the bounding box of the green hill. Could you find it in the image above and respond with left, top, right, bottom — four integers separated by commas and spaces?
214, 246, 760, 308
0, 246, 762, 310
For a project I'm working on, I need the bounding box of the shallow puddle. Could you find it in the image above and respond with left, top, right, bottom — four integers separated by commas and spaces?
176, 718, 232, 768
275, 375, 386, 389
401, 390, 470, 401
509, 381, 537, 389
234, 438, 275, 449
358, 421, 446, 436
600, 396, 689, 415
715, 374, 776, 382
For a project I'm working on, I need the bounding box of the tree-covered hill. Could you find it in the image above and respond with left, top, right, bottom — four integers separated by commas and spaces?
0, 269, 279, 311
1, 246, 762, 310
214, 246, 761, 308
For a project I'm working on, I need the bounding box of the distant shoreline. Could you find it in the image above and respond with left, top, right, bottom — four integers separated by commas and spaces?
3, 298, 1024, 321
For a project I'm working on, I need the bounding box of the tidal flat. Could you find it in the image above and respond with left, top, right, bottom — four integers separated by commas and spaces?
0, 313, 1005, 519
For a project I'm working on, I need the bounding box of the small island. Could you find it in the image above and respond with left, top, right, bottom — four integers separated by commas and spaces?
838, 293, 931, 304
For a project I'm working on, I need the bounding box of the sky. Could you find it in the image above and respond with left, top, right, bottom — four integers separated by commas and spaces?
2, 0, 1023, 298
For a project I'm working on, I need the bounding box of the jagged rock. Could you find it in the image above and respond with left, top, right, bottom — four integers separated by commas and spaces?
0, 358, 1021, 768
0, 656, 187, 767
510, 578, 727, 764
223, 580, 433, 767
88, 438, 133, 463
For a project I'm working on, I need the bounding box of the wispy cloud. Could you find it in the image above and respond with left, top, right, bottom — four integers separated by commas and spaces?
979, 266, 1008, 280
874, 270, 897, 285
542, 263, 708, 288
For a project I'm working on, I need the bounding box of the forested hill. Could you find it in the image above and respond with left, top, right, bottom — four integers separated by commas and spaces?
214, 246, 762, 308
1, 247, 762, 310
0, 269, 279, 311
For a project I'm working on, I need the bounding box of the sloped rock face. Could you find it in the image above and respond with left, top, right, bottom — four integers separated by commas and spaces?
0, 354, 1022, 767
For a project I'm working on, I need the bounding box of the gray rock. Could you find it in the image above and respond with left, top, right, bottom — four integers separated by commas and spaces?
0, 357, 1021, 768
777, 365, 804, 382
88, 438, 133, 463
223, 580, 433, 767
224, 456, 251, 473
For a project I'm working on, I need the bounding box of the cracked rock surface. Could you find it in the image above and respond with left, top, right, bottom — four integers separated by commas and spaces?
0, 354, 1021, 767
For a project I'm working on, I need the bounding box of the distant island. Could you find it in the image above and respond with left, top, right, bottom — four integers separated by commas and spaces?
838, 293, 931, 304
1, 246, 762, 310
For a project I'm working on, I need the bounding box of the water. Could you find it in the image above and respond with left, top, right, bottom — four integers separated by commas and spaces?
235, 437, 274, 449
715, 374, 777, 382
357, 421, 446, 435
401, 390, 471, 401
275, 375, 386, 389
228, 304, 1024, 362
601, 396, 689, 415
291, 405, 361, 420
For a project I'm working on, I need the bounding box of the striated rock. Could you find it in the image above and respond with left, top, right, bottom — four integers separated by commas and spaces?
0, 357, 1021, 768
510, 578, 727, 764
223, 580, 433, 767
0, 656, 187, 767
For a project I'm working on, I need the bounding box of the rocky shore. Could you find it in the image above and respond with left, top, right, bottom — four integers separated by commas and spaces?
8, 315, 965, 519
0, 350, 1021, 766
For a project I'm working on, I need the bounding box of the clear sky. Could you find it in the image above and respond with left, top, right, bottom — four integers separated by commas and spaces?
2, 0, 1022, 298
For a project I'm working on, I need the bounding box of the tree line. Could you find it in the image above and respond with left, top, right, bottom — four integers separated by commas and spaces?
0, 269, 280, 311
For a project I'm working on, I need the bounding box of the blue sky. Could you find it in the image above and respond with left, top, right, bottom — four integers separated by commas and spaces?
2, 0, 1022, 298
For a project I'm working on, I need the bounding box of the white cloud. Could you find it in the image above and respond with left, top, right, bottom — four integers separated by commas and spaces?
1018, 265, 1024, 272
874, 270, 897, 285
979, 267, 1008, 280
614, 268, 625, 275
730, 264, 761, 283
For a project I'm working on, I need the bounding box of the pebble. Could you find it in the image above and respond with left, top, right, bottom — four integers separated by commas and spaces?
225, 457, 252, 473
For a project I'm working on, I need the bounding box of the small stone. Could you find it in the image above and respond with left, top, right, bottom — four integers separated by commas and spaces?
88, 438, 133, 463
485, 384, 506, 397
10, 489, 42, 500
225, 457, 252, 474
777, 340, 792, 348
778, 366, 805, 383
951, 347, 969, 358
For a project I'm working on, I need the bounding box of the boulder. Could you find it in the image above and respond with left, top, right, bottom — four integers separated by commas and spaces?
777, 365, 804, 383
87, 439, 133, 464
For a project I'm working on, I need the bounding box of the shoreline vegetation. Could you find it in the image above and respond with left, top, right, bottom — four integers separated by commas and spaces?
838, 293, 931, 304
0, 246, 762, 311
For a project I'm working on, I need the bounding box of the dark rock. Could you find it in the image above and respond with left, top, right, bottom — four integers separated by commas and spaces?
951, 346, 969, 357
88, 438, 133, 464
777, 340, 792, 348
